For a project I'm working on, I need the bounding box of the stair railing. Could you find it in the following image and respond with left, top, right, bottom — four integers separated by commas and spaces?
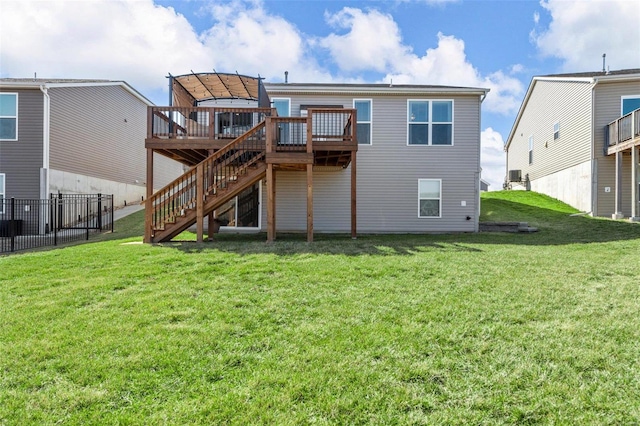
147, 121, 269, 238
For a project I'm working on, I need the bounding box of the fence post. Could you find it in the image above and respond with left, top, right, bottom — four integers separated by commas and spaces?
86, 197, 90, 240
57, 191, 63, 231
54, 196, 58, 246
110, 194, 114, 233
97, 193, 103, 230
10, 197, 15, 252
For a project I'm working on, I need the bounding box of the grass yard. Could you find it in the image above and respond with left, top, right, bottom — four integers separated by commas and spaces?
1, 191, 640, 424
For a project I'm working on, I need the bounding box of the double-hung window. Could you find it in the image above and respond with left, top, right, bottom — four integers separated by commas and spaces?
418, 179, 442, 218
353, 99, 372, 145
0, 93, 18, 141
553, 122, 560, 140
408, 100, 453, 145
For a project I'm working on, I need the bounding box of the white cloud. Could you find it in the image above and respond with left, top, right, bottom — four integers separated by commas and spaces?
319, 8, 410, 72
373, 32, 524, 115
0, 0, 208, 94
481, 127, 506, 190
199, 1, 332, 83
0, 0, 331, 99
534, 0, 640, 71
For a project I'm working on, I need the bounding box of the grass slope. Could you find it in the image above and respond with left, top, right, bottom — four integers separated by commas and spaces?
1, 191, 640, 424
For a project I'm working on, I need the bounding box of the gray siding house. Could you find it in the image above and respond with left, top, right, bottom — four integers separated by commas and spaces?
505, 69, 640, 218
144, 73, 488, 242
261, 83, 488, 234
0, 79, 183, 208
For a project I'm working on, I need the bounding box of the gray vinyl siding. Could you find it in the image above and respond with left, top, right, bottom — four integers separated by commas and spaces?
593, 80, 640, 216
0, 88, 43, 200
507, 80, 593, 182
261, 91, 482, 232
49, 85, 181, 190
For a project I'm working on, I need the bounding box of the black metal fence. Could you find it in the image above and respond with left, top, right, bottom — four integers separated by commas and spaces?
0, 193, 113, 254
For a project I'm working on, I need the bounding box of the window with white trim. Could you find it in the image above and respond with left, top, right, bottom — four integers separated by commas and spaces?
353, 99, 372, 145
553, 122, 560, 140
418, 179, 441, 218
528, 135, 534, 164
0, 93, 18, 141
408, 100, 453, 145
0, 173, 5, 214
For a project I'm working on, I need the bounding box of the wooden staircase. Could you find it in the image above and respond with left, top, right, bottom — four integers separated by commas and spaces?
146, 121, 268, 242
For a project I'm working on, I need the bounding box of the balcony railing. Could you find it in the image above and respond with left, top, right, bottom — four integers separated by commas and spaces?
148, 106, 275, 140
607, 108, 640, 147
148, 106, 357, 150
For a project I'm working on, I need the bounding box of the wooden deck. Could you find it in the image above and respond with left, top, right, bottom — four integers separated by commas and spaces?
606, 108, 640, 155
144, 106, 358, 243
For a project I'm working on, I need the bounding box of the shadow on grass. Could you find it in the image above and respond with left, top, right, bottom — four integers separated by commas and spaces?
26, 196, 640, 258
158, 198, 640, 256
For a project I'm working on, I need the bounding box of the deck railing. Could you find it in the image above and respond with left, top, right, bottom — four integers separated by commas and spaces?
607, 108, 640, 147
148, 106, 274, 140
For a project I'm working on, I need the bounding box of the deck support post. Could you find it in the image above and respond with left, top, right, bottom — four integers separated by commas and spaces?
267, 163, 275, 242
144, 148, 154, 243
351, 150, 357, 239
612, 151, 624, 219
307, 163, 313, 242
196, 164, 204, 242
632, 146, 640, 221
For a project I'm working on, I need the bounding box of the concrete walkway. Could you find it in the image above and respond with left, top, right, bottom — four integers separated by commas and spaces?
113, 204, 144, 221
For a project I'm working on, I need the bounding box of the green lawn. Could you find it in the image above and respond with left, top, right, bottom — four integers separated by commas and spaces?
2, 191, 640, 424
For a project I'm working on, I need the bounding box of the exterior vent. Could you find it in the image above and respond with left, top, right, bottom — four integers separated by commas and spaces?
509, 169, 522, 182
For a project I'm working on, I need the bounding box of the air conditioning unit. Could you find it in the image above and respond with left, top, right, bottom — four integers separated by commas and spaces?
508, 169, 522, 182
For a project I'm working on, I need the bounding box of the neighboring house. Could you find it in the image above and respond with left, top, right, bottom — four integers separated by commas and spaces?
504, 69, 640, 219
144, 72, 489, 243
0, 78, 183, 210
480, 179, 490, 192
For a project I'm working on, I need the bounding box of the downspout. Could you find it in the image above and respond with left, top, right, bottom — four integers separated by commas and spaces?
476, 91, 488, 231
39, 85, 50, 199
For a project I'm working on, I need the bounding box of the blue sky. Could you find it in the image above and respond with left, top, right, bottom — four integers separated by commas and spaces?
1, 0, 639, 188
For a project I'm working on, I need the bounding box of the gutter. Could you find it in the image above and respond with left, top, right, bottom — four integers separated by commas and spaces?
39, 84, 50, 199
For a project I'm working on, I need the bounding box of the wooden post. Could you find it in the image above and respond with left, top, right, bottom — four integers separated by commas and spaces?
196, 163, 204, 242
144, 148, 154, 243
613, 151, 624, 219
307, 163, 313, 242
267, 163, 275, 242
351, 150, 357, 239
307, 114, 314, 242
632, 146, 639, 220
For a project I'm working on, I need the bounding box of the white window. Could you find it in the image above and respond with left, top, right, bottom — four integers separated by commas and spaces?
0, 173, 5, 214
528, 135, 534, 164
622, 95, 640, 115
553, 122, 560, 140
272, 98, 291, 144
353, 99, 372, 145
418, 179, 442, 218
408, 100, 453, 145
0, 93, 18, 141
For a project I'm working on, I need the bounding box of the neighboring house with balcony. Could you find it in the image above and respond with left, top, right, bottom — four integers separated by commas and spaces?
0, 78, 183, 211
504, 69, 640, 219
144, 72, 489, 242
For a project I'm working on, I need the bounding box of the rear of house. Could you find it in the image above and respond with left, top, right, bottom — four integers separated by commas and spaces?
143, 73, 489, 242
505, 69, 640, 218
261, 83, 488, 233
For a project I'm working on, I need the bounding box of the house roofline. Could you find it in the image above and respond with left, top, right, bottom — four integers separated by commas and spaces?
263, 82, 489, 97
505, 70, 640, 151
0, 79, 154, 106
